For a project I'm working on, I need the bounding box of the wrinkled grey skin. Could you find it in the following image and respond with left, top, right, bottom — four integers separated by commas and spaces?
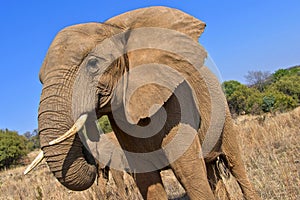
38, 6, 260, 200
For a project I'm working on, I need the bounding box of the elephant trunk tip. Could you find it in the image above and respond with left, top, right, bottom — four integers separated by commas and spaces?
57, 155, 98, 191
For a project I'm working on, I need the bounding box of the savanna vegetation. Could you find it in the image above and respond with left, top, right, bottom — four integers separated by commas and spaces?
0, 129, 39, 170
1, 106, 299, 199
0, 65, 299, 199
223, 66, 300, 115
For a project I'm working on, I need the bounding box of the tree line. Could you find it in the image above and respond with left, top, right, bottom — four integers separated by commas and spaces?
0, 129, 39, 169
223, 66, 300, 115
0, 117, 112, 170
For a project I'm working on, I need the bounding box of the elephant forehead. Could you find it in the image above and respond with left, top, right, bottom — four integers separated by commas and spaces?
39, 23, 123, 83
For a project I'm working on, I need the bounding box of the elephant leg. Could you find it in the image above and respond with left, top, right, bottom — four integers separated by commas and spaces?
222, 111, 260, 200
163, 124, 215, 200
135, 171, 167, 200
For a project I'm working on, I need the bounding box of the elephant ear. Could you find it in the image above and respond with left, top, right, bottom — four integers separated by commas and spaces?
106, 6, 206, 124
106, 6, 205, 42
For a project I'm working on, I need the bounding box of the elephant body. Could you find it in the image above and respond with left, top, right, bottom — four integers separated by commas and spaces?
36, 6, 259, 200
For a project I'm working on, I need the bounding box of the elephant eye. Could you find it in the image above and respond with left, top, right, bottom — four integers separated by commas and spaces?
86, 57, 100, 74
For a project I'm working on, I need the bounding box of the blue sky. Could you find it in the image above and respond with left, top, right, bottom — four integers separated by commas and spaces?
0, 1, 299, 134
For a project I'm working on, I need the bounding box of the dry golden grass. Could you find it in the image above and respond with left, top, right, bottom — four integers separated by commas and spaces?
0, 156, 142, 200
0, 158, 187, 200
0, 107, 299, 199
235, 107, 300, 200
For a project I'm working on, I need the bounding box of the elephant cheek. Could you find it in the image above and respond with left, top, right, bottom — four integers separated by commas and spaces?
72, 73, 99, 119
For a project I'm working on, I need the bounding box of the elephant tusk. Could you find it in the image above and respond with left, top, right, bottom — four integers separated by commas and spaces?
24, 151, 44, 175
48, 114, 88, 145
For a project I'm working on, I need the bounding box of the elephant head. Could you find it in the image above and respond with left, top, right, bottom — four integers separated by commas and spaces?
38, 23, 126, 190
37, 6, 207, 191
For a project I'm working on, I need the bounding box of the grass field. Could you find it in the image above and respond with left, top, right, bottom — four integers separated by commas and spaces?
0, 107, 299, 199
235, 107, 300, 200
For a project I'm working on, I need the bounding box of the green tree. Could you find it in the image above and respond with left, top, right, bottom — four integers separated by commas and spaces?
271, 75, 300, 103
272, 69, 289, 82
246, 88, 264, 114
97, 115, 112, 133
222, 80, 243, 98
263, 90, 298, 112
272, 66, 300, 82
225, 83, 263, 115
223, 66, 300, 116
288, 66, 300, 76
0, 129, 30, 169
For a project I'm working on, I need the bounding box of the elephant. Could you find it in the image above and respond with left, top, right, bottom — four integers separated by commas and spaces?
27, 6, 260, 200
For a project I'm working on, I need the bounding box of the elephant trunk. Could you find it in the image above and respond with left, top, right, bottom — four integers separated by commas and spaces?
38, 77, 97, 191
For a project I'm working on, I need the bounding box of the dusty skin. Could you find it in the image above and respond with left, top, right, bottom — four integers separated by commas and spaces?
30, 6, 260, 199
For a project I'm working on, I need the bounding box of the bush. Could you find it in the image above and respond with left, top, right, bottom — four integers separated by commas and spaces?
97, 115, 112, 133
272, 67, 300, 82
262, 95, 275, 112
223, 67, 300, 116
222, 80, 242, 98
263, 90, 298, 112
271, 75, 300, 103
224, 83, 263, 115
272, 69, 289, 82
0, 129, 30, 169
